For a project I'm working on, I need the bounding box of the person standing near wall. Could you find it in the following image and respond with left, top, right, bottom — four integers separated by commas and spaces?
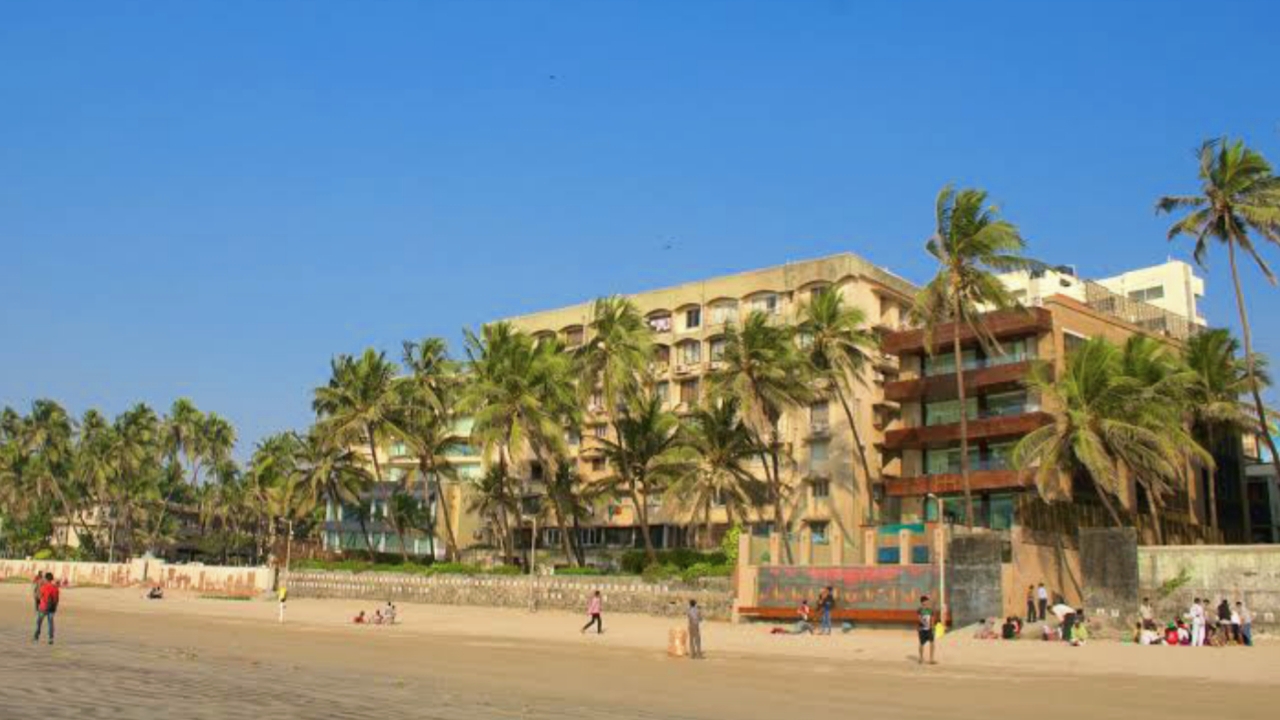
1189, 598, 1206, 647
818, 587, 834, 636
1139, 598, 1155, 631
917, 595, 936, 665
1036, 583, 1049, 622
33, 572, 59, 645
687, 599, 703, 659
1026, 585, 1037, 623
581, 590, 603, 634
1236, 602, 1253, 647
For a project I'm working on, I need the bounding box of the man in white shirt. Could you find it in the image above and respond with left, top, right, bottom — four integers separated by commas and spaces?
1036, 583, 1049, 621
1189, 598, 1205, 647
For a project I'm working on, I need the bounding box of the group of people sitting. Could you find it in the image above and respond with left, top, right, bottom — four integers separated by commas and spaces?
352, 602, 398, 626
974, 603, 1089, 646
1135, 597, 1253, 647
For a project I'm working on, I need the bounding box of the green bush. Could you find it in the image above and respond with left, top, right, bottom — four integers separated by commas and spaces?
721, 525, 743, 565
620, 549, 728, 575
641, 563, 680, 583
680, 562, 733, 583
33, 548, 53, 560
556, 566, 605, 576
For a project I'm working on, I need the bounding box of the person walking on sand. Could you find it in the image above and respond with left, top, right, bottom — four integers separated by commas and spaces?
32, 573, 44, 613
917, 595, 936, 665
33, 572, 59, 645
687, 599, 704, 659
1036, 583, 1049, 622
581, 590, 603, 634
1025, 585, 1037, 623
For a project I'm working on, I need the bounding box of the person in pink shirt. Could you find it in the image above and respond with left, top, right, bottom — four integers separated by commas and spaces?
581, 590, 603, 634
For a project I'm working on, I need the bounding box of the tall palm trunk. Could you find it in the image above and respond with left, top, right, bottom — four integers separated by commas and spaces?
1205, 424, 1218, 530
424, 459, 459, 561
951, 293, 975, 529
629, 478, 658, 565
1227, 241, 1280, 541
550, 500, 577, 566
1139, 478, 1165, 545
833, 385, 875, 524
363, 431, 385, 561
768, 427, 793, 563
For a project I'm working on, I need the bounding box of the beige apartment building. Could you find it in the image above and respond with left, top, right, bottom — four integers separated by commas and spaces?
500, 253, 917, 563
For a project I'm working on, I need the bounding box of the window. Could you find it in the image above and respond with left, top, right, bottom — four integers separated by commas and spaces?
808, 285, 831, 302
752, 522, 775, 538
750, 293, 779, 315
565, 429, 580, 446
564, 327, 584, 346
809, 521, 829, 545
924, 446, 981, 475
811, 480, 830, 500
924, 398, 978, 426
987, 441, 1016, 470
924, 348, 979, 376
985, 390, 1029, 418
1064, 331, 1089, 356
1128, 286, 1165, 303
654, 381, 670, 404
589, 457, 606, 472
810, 401, 829, 429
679, 378, 700, 404
592, 424, 608, 438
389, 441, 408, 457
590, 390, 604, 410
653, 344, 671, 367
647, 313, 672, 333
709, 337, 726, 361
684, 307, 701, 330
710, 302, 737, 325
810, 439, 829, 467
678, 340, 701, 365
388, 467, 407, 483
529, 461, 544, 481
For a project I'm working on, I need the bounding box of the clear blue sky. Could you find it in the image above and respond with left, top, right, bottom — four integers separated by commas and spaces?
3, 0, 1279, 457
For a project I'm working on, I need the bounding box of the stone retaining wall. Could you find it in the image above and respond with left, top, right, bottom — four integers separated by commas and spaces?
285, 571, 734, 620
1138, 545, 1280, 629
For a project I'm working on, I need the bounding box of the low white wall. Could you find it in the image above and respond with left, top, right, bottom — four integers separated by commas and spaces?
0, 558, 273, 595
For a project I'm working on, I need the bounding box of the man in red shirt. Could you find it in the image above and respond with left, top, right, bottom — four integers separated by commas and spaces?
34, 572, 59, 645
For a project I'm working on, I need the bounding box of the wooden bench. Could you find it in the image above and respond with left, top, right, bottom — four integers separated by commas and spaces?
737, 607, 948, 626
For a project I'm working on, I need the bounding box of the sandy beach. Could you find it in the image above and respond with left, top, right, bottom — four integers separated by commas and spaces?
1, 584, 1275, 719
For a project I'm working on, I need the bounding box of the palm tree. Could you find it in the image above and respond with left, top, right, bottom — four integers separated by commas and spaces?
313, 348, 400, 556
800, 288, 880, 525
467, 465, 519, 559
576, 296, 653, 427
1012, 338, 1211, 543
1182, 329, 1271, 532
1158, 138, 1280, 537
295, 430, 375, 559
667, 398, 768, 548
707, 311, 812, 562
914, 185, 1037, 528
597, 393, 689, 565
544, 463, 597, 565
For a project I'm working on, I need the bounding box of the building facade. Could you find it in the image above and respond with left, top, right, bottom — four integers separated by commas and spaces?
500, 253, 917, 563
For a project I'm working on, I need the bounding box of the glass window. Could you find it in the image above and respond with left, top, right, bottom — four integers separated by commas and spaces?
811, 480, 830, 499
924, 349, 979, 376
924, 446, 980, 475
752, 522, 775, 538
710, 302, 737, 325
990, 494, 1014, 531
810, 439, 829, 464
709, 337, 726, 361
987, 441, 1016, 470
685, 307, 701, 329
654, 381, 670, 404
589, 457, 606, 472
1064, 331, 1088, 356
648, 314, 672, 333
679, 341, 701, 364
985, 390, 1028, 418
811, 401, 829, 427
750, 294, 779, 315
679, 379, 700, 404
809, 521, 829, 545
1128, 286, 1165, 303
565, 430, 580, 447
924, 398, 978, 426
389, 441, 408, 456
592, 424, 607, 438
653, 345, 671, 366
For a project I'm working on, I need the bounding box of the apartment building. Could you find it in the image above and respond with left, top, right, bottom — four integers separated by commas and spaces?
324, 418, 485, 558
500, 253, 917, 561
879, 290, 1214, 543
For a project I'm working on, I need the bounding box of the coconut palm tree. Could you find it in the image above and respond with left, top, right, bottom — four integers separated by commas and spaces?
467, 465, 519, 559
294, 430, 375, 559
707, 311, 812, 562
543, 463, 597, 565
1012, 338, 1210, 543
313, 348, 400, 555
800, 288, 880, 524
1182, 329, 1271, 532
576, 296, 653, 427
913, 185, 1037, 527
667, 398, 768, 549
596, 393, 690, 565
1158, 138, 1280, 537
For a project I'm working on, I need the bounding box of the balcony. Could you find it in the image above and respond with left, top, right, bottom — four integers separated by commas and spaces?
884, 467, 1033, 497
881, 410, 1052, 450
884, 359, 1034, 402
881, 307, 1053, 355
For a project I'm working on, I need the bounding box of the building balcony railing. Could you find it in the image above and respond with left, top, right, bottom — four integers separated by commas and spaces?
881, 410, 1052, 450
881, 307, 1054, 355
884, 360, 1034, 402
883, 468, 1033, 497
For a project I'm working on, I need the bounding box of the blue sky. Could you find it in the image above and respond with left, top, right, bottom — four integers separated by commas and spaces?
2, 0, 1278, 457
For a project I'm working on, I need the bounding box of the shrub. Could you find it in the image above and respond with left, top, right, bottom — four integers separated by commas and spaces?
680, 562, 733, 583
641, 563, 680, 583
555, 566, 605, 576
721, 525, 743, 565
620, 549, 727, 575
32, 548, 53, 561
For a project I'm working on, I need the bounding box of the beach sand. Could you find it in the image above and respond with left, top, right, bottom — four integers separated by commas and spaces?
1, 584, 1275, 719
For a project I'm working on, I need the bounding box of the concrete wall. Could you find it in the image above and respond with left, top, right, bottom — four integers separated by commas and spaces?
0, 559, 273, 595
1138, 545, 1280, 629
286, 571, 734, 621
1008, 531, 1083, 618
946, 535, 1004, 627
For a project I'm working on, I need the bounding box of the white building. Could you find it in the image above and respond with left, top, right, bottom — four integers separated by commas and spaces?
996, 259, 1206, 340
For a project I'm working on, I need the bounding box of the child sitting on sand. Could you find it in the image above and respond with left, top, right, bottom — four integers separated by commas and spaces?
353, 611, 367, 624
